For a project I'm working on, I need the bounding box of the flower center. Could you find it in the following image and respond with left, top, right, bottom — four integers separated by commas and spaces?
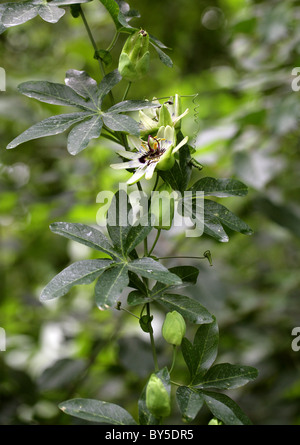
139, 135, 166, 164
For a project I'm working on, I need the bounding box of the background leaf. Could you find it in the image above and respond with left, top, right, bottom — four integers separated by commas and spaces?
59, 398, 137, 424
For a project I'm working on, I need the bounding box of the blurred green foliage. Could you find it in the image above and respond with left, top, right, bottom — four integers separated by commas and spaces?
1, 0, 300, 425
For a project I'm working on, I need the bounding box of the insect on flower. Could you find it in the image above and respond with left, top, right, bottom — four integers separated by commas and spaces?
110, 125, 188, 185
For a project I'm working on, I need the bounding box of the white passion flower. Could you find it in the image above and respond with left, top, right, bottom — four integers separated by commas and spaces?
110, 125, 188, 185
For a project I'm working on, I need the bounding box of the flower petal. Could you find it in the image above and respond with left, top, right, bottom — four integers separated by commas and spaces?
128, 135, 143, 151
173, 108, 189, 126
116, 150, 139, 159
172, 136, 189, 154
145, 162, 157, 180
127, 166, 147, 185
110, 160, 141, 170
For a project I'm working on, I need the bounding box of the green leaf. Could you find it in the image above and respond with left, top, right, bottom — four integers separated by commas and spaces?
191, 177, 249, 198
156, 294, 213, 324
128, 271, 148, 294
67, 115, 103, 155
40, 259, 113, 301
204, 200, 253, 236
95, 263, 129, 309
127, 290, 150, 306
37, 3, 65, 23
106, 189, 132, 257
97, 69, 122, 107
49, 222, 122, 260
1, 2, 38, 27
124, 215, 153, 255
150, 265, 199, 298
182, 316, 219, 381
6, 112, 91, 149
158, 162, 183, 192
102, 112, 140, 136
193, 363, 258, 390
150, 42, 173, 68
107, 100, 160, 113
59, 398, 137, 425
202, 391, 252, 425
176, 386, 204, 422
65, 69, 99, 105
98, 0, 120, 29
128, 258, 182, 285
0, 0, 90, 30
18, 80, 90, 109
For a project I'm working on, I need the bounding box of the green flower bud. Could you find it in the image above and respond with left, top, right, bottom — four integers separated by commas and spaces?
158, 103, 173, 128
162, 311, 186, 346
118, 30, 150, 82
151, 184, 175, 230
146, 374, 171, 418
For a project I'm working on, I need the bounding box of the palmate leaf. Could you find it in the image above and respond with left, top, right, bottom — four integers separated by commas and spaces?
7, 69, 160, 152
49, 222, 123, 260
0, 0, 91, 30
40, 259, 113, 301
95, 263, 129, 309
128, 258, 182, 286
201, 391, 252, 425
156, 294, 213, 325
181, 316, 219, 381
193, 363, 258, 390
191, 177, 249, 198
59, 398, 137, 425
7, 112, 91, 149
176, 386, 204, 422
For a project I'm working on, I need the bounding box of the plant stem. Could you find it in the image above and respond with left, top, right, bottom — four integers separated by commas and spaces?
169, 345, 177, 375
106, 31, 120, 52
146, 303, 159, 372
79, 6, 115, 106
79, 6, 105, 77
148, 229, 161, 256
122, 82, 132, 101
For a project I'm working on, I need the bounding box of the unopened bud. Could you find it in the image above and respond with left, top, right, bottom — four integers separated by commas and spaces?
146, 374, 171, 418
162, 311, 186, 346
118, 30, 150, 82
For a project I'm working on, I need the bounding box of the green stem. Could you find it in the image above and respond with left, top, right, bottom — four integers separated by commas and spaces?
79, 6, 105, 77
148, 229, 161, 256
146, 303, 159, 372
106, 31, 120, 52
79, 6, 115, 106
122, 82, 132, 101
169, 345, 177, 375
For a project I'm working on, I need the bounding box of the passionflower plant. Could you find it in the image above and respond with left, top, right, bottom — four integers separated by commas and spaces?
110, 125, 188, 185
